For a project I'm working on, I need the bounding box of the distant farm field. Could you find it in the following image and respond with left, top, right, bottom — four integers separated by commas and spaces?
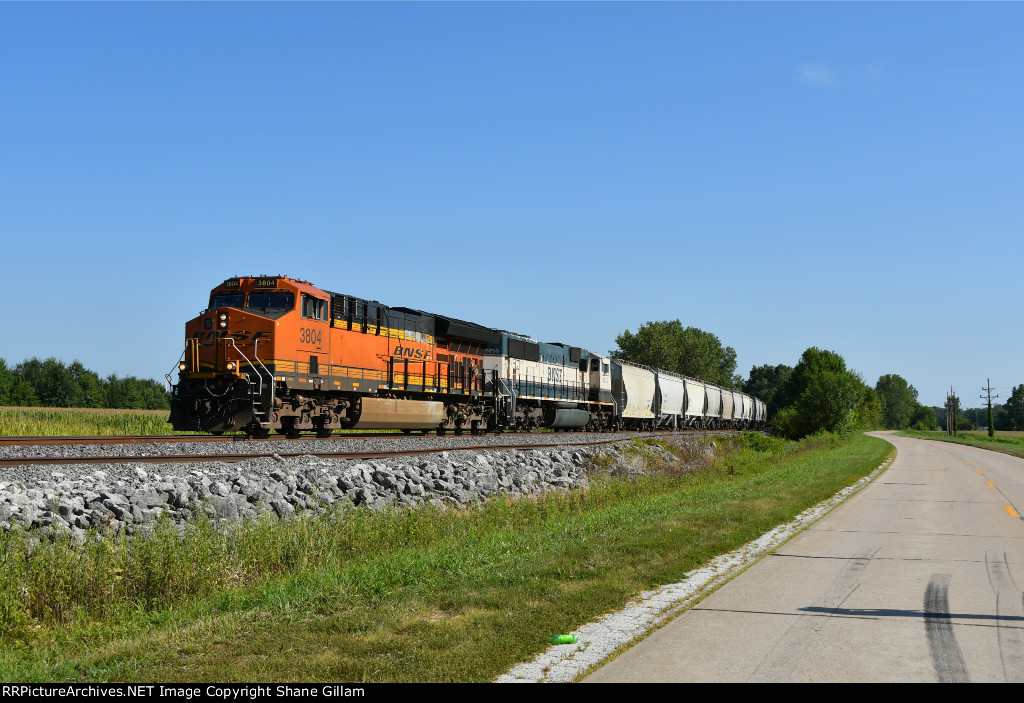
0, 407, 400, 437
961, 430, 1024, 438
899, 430, 1024, 460
0, 407, 185, 437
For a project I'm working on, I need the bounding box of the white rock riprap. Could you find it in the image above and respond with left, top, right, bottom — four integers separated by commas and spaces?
0, 438, 708, 538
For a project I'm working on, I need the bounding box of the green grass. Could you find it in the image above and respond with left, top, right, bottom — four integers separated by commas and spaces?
0, 406, 186, 436
0, 432, 892, 682
898, 429, 1024, 460
0, 406, 403, 437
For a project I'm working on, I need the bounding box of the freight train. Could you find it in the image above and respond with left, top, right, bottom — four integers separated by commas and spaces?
167, 276, 766, 437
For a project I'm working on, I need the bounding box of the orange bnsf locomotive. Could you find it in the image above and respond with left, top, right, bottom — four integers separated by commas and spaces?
168, 275, 765, 437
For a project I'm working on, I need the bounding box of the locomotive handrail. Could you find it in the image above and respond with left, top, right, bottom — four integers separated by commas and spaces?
250, 338, 275, 425
495, 375, 515, 428
164, 349, 186, 392
224, 337, 275, 426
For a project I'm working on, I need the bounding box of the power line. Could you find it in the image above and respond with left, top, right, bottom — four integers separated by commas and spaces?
981, 378, 999, 438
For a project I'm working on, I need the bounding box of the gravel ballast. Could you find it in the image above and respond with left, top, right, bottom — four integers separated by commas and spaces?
0, 434, 712, 537
0, 430, 705, 462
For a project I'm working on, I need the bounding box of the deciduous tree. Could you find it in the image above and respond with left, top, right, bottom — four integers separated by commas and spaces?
772, 348, 864, 439
910, 404, 937, 430
612, 320, 738, 387
1005, 385, 1024, 431
744, 363, 792, 419
875, 374, 919, 429
0, 359, 13, 406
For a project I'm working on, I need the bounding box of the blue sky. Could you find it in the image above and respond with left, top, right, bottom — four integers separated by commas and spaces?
1, 2, 1021, 408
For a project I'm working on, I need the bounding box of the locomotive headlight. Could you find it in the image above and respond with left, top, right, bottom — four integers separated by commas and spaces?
226, 361, 236, 371
218, 313, 228, 321
179, 362, 187, 372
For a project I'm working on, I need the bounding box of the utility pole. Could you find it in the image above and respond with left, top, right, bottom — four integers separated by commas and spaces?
981, 379, 998, 438
946, 386, 954, 437
945, 387, 960, 437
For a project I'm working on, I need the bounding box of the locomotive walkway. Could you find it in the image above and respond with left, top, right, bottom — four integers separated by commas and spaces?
582, 431, 1024, 682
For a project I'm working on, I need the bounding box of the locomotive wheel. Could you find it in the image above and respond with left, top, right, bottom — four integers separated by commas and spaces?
210, 430, 224, 436
250, 426, 270, 439
316, 428, 333, 438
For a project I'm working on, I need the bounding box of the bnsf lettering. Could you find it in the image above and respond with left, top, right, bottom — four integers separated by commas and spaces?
393, 345, 432, 360
299, 328, 322, 346
547, 367, 564, 382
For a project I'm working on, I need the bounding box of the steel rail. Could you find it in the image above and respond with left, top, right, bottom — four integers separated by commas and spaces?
0, 427, 730, 448
0, 431, 420, 447
0, 435, 668, 469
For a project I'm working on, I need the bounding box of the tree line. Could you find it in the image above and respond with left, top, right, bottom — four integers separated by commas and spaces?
0, 358, 170, 410
613, 320, 943, 440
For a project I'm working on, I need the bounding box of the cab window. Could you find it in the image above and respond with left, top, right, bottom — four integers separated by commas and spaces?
210, 293, 245, 310
301, 294, 327, 320
247, 292, 295, 311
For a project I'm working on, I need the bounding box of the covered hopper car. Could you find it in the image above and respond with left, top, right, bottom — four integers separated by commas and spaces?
168, 276, 765, 437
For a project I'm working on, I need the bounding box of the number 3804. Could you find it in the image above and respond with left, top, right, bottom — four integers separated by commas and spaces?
299, 328, 322, 345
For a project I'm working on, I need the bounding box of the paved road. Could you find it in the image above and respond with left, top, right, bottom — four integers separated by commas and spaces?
585, 432, 1024, 682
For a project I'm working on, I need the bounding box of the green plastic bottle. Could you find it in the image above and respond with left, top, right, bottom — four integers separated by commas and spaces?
549, 634, 579, 644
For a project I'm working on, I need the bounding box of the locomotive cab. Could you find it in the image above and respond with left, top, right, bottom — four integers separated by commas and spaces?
169, 276, 330, 434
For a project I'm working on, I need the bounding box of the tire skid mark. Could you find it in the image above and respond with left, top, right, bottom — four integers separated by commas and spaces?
985, 553, 1024, 682
747, 546, 879, 682
924, 574, 970, 683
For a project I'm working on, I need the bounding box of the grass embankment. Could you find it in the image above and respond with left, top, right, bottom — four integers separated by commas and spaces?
898, 429, 1024, 460
0, 432, 892, 682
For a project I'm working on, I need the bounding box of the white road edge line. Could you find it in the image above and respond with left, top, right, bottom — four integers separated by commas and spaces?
495, 452, 896, 683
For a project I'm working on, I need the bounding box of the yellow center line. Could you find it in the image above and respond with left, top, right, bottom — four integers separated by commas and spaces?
1006, 505, 1019, 518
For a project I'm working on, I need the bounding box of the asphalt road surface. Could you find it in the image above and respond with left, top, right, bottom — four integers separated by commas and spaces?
585, 432, 1024, 682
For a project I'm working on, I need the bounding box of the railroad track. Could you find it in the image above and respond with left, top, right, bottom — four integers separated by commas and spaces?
0, 436, 647, 469
0, 427, 719, 449
0, 432, 413, 447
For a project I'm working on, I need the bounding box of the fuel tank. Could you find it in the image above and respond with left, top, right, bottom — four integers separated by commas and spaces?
543, 408, 590, 429
353, 398, 446, 430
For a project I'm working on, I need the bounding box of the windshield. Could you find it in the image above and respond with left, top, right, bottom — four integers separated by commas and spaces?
246, 292, 295, 311
210, 293, 245, 310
